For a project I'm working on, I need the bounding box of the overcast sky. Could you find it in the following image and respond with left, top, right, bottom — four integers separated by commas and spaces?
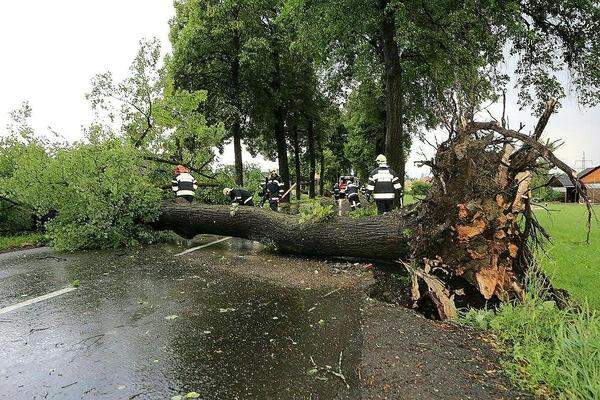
1, 1, 598, 177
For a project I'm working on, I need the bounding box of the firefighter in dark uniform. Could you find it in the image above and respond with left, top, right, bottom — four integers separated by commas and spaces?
333, 176, 347, 204
366, 155, 402, 214
333, 182, 341, 202
171, 165, 198, 204
345, 176, 361, 210
259, 178, 268, 207
223, 188, 254, 206
265, 170, 284, 211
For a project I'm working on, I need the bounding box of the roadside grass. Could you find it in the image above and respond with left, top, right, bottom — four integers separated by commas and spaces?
534, 203, 600, 309
461, 274, 600, 400
0, 232, 44, 252
460, 203, 600, 399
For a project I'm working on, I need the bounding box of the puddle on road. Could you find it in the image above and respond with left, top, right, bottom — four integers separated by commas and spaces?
0, 242, 362, 399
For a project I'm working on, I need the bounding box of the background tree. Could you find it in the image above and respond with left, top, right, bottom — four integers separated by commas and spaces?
343, 80, 386, 181
169, 0, 263, 186
87, 38, 224, 180
286, 0, 600, 198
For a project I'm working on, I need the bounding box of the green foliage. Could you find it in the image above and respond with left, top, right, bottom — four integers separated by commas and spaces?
298, 200, 334, 224
0, 203, 34, 234
3, 135, 162, 251
348, 204, 377, 219
1, 40, 223, 251
0, 233, 44, 252
199, 163, 265, 205
287, 0, 600, 188
534, 188, 565, 202
0, 105, 51, 234
410, 180, 432, 197
87, 38, 222, 175
87, 38, 164, 145
343, 82, 385, 181
461, 278, 600, 399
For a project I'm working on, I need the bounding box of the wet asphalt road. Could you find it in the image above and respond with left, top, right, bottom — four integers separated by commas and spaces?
0, 238, 362, 399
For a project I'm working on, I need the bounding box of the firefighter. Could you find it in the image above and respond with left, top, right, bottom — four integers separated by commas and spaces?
333, 176, 351, 215
360, 184, 372, 202
346, 176, 361, 211
265, 170, 284, 211
259, 177, 268, 207
333, 181, 341, 202
366, 155, 402, 214
171, 165, 198, 204
223, 187, 254, 206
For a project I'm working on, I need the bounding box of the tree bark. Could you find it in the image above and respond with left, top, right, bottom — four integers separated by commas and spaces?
275, 106, 290, 199
379, 0, 406, 202
232, 120, 244, 186
144, 156, 215, 179
155, 203, 410, 259
231, 9, 244, 187
292, 126, 302, 201
307, 119, 316, 198
319, 146, 325, 196
270, 30, 290, 200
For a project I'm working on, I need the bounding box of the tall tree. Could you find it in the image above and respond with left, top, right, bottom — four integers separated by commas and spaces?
343, 80, 386, 180
306, 118, 316, 198
286, 0, 600, 193
169, 0, 260, 186
242, 3, 326, 199
87, 38, 223, 179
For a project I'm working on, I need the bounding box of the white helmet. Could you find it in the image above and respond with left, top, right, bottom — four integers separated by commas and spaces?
223, 188, 232, 196
376, 154, 387, 165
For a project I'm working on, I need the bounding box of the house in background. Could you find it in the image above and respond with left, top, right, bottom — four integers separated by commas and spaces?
548, 166, 600, 203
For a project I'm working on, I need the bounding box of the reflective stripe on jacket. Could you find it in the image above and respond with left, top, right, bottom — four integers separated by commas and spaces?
346, 181, 359, 198
367, 165, 401, 200
266, 176, 284, 200
172, 172, 198, 197
229, 188, 253, 205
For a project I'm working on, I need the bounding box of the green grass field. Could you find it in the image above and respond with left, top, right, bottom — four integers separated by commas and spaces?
0, 233, 43, 252
535, 203, 600, 309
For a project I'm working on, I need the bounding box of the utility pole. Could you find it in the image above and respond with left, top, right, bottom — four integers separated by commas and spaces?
575, 151, 595, 171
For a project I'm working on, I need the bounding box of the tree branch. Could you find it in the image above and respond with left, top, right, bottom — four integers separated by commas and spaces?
0, 195, 34, 211
468, 118, 594, 242
144, 156, 216, 180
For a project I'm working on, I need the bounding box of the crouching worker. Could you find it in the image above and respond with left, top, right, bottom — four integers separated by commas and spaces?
172, 165, 198, 204
223, 187, 254, 206
367, 154, 401, 214
266, 170, 284, 211
346, 176, 361, 211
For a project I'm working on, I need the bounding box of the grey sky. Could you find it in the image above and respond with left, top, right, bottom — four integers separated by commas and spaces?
1, 1, 598, 177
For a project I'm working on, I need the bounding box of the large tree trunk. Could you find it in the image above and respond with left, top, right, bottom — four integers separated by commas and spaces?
155, 203, 410, 259
271, 35, 290, 199
231, 6, 244, 186
275, 107, 290, 199
307, 119, 316, 198
292, 127, 302, 201
379, 0, 405, 203
319, 145, 325, 196
232, 121, 244, 186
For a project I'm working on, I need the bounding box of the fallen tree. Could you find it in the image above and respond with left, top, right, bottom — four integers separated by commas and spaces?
153, 99, 591, 319
154, 203, 411, 259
